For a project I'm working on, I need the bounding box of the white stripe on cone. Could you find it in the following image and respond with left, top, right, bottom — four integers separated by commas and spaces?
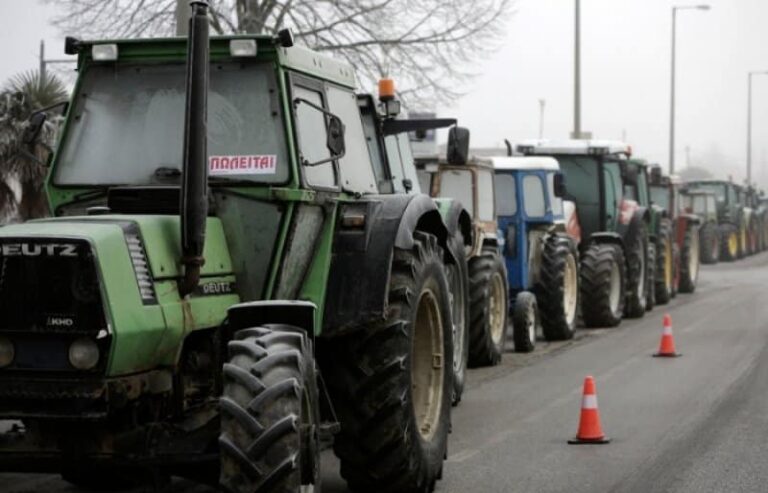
663, 325, 673, 336
582, 394, 598, 409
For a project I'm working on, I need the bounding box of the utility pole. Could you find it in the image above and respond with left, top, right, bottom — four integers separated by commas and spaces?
38, 40, 76, 81
668, 4, 710, 175
538, 99, 546, 139
573, 0, 581, 139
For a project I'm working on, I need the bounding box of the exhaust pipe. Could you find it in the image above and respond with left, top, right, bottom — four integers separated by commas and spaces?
179, 0, 210, 297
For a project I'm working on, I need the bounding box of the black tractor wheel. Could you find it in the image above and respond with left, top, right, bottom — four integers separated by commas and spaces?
219, 325, 319, 493
678, 226, 700, 294
624, 221, 650, 318
61, 467, 157, 491
645, 241, 656, 311
670, 243, 680, 298
321, 231, 452, 493
535, 234, 579, 340
720, 224, 739, 262
655, 222, 674, 305
699, 223, 720, 264
512, 291, 538, 353
446, 231, 469, 406
580, 243, 626, 328
467, 249, 509, 367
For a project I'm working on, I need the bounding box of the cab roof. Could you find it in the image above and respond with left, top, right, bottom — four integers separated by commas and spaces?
72, 35, 357, 89
516, 139, 632, 157
488, 156, 560, 172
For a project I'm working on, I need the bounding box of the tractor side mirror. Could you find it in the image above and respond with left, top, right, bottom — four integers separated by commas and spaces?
447, 126, 470, 166
650, 167, 663, 186
327, 115, 346, 157
554, 173, 567, 198
22, 112, 47, 146
622, 163, 638, 186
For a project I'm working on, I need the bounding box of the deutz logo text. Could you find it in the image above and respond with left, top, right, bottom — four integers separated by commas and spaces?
1, 243, 78, 257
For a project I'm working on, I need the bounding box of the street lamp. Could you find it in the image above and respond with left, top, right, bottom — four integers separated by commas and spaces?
747, 71, 768, 185
669, 4, 710, 175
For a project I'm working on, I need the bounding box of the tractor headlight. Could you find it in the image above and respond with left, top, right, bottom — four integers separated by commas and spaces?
69, 338, 100, 370
0, 337, 14, 368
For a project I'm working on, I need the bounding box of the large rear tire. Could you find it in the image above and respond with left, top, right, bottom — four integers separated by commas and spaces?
322, 231, 452, 493
512, 291, 538, 353
624, 221, 650, 318
699, 223, 720, 264
535, 234, 579, 340
467, 249, 509, 367
446, 232, 469, 406
580, 243, 626, 328
678, 226, 699, 293
219, 326, 319, 493
655, 222, 674, 305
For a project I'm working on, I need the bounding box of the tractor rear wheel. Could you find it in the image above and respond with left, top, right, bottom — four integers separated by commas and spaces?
322, 231, 452, 493
655, 222, 674, 305
535, 234, 579, 340
512, 291, 538, 353
720, 224, 739, 262
219, 325, 319, 493
645, 242, 656, 311
679, 227, 699, 293
468, 249, 509, 367
624, 221, 650, 318
699, 223, 720, 264
446, 231, 469, 406
580, 243, 626, 328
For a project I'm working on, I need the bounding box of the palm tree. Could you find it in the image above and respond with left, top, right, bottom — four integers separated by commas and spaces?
0, 70, 69, 223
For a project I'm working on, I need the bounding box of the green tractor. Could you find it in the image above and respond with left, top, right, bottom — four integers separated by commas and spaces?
681, 190, 720, 264
518, 140, 653, 327
686, 179, 748, 261
0, 5, 457, 492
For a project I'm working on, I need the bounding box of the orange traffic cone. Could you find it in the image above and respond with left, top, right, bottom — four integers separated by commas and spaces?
568, 376, 610, 444
653, 314, 681, 357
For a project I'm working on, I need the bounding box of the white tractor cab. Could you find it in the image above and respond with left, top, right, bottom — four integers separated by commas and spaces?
517, 139, 653, 328
492, 156, 581, 350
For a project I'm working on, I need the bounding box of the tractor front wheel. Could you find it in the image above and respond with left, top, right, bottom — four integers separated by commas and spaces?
468, 249, 509, 367
219, 325, 319, 493
699, 223, 720, 264
655, 222, 674, 304
512, 292, 538, 353
322, 231, 452, 493
624, 221, 650, 318
720, 224, 739, 262
446, 232, 469, 406
580, 243, 626, 328
679, 227, 700, 293
535, 234, 579, 340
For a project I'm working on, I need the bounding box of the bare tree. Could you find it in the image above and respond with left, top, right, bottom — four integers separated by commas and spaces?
45, 0, 513, 108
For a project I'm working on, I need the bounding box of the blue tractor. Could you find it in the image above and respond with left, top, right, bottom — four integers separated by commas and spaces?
493, 157, 580, 352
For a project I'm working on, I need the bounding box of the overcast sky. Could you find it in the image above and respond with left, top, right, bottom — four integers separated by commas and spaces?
1, 0, 767, 186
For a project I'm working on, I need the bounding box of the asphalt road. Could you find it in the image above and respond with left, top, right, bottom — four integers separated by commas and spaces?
2, 252, 768, 493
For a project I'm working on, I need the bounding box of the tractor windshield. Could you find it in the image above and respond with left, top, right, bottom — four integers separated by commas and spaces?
494, 173, 517, 216
554, 156, 601, 234
691, 183, 727, 203
685, 194, 708, 215
651, 186, 669, 210
55, 62, 288, 186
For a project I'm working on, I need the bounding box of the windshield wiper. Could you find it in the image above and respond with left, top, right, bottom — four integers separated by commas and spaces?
154, 166, 182, 179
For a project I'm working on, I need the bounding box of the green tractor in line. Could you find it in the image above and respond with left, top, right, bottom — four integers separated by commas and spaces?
0, 5, 457, 492
685, 179, 749, 262
681, 189, 720, 264
518, 140, 654, 327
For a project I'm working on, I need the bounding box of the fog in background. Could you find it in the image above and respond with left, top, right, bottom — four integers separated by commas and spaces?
0, 0, 766, 187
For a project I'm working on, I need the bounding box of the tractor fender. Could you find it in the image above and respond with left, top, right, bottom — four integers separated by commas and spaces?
322, 193, 452, 336
587, 231, 623, 250
434, 198, 473, 247
227, 300, 317, 335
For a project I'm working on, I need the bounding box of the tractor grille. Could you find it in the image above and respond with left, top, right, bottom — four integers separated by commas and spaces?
0, 238, 109, 374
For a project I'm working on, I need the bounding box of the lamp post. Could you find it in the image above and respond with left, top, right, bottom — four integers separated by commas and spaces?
747, 71, 768, 185
669, 4, 710, 175
573, 0, 581, 139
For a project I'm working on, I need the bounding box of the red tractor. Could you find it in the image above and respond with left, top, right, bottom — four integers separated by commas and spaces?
649, 167, 701, 302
